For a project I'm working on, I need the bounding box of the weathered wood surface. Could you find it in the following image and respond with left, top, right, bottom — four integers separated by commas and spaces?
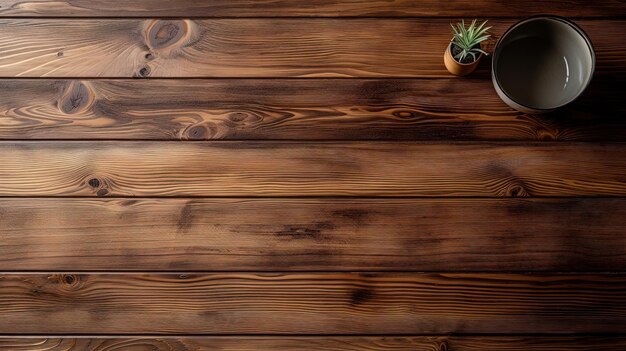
0, 79, 623, 141
1, 142, 625, 197
1, 273, 625, 334
0, 0, 624, 344
0, 0, 624, 17
0, 19, 622, 77
3, 336, 626, 351
1, 198, 625, 271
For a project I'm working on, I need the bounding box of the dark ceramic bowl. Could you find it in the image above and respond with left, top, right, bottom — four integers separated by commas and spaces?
492, 16, 595, 113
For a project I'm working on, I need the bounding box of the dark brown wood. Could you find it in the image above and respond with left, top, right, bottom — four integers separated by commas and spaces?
1, 198, 625, 271
0, 0, 623, 17
0, 78, 623, 141
2, 336, 626, 351
1, 273, 625, 334
1, 141, 626, 197
0, 1, 624, 343
0, 19, 622, 78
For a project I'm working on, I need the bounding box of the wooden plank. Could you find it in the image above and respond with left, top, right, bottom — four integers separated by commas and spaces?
2, 336, 626, 351
0, 19, 622, 78
0, 0, 624, 18
1, 198, 625, 271
1, 142, 626, 197
1, 78, 623, 141
1, 273, 625, 334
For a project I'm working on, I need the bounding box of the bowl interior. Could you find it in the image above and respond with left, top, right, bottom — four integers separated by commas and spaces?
494, 17, 594, 110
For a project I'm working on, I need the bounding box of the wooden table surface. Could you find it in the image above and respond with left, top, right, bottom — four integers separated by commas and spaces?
1, 1, 626, 350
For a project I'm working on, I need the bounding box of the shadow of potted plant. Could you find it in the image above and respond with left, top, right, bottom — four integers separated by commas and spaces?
444, 19, 491, 76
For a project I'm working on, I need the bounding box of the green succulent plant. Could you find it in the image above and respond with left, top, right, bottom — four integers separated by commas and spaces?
450, 19, 491, 64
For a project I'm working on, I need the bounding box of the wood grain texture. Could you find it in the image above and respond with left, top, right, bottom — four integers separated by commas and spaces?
1, 78, 624, 141
1, 273, 625, 334
3, 336, 626, 351
0, 0, 624, 17
1, 198, 625, 271
1, 141, 626, 197
0, 19, 623, 77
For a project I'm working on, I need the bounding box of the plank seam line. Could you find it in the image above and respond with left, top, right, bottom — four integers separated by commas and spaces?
0, 139, 621, 143
0, 76, 491, 80
1, 196, 626, 200
1, 140, 626, 145
1, 333, 626, 337
0, 16, 624, 20
0, 77, 513, 81
1, 138, 625, 143
2, 271, 625, 274
1, 195, 625, 199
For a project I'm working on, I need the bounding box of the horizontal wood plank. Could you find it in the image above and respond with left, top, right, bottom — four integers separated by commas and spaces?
1, 273, 625, 334
1, 142, 626, 197
1, 198, 625, 271
1, 78, 624, 141
0, 0, 624, 17
0, 19, 622, 77
2, 336, 626, 351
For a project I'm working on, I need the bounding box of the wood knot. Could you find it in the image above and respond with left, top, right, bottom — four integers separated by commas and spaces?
183, 123, 218, 140
145, 20, 189, 50
57, 51, 64, 57
226, 112, 263, 125
144, 52, 155, 61
135, 66, 151, 78
228, 112, 250, 122
88, 178, 100, 188
485, 163, 530, 197
47, 274, 82, 289
54, 274, 83, 291
507, 184, 528, 197
350, 288, 374, 305
87, 177, 109, 196
187, 125, 208, 139
58, 81, 95, 115
393, 109, 419, 119
63, 274, 77, 285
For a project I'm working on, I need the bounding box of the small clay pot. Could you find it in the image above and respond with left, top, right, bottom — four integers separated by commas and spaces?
444, 42, 483, 76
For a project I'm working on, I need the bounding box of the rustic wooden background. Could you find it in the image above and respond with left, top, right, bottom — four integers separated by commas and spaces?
0, 0, 625, 350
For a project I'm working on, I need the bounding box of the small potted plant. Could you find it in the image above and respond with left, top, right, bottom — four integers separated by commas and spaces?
444, 19, 491, 76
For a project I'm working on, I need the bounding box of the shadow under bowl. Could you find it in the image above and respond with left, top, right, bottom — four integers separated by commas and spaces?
492, 16, 595, 113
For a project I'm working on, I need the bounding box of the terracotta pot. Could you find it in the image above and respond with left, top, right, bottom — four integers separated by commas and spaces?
444, 42, 483, 76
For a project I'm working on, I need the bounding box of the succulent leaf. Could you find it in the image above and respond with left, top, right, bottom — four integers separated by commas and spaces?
450, 19, 491, 63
